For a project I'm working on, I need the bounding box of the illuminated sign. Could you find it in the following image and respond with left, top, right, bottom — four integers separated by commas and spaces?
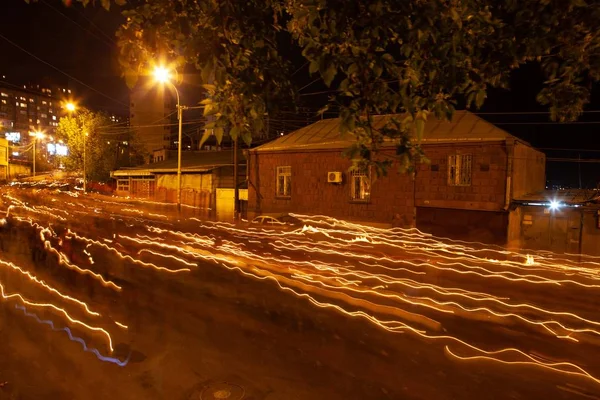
47, 143, 68, 156
5, 132, 20, 142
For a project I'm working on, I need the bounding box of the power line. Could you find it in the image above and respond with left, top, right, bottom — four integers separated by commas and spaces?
74, 5, 118, 45
297, 78, 322, 93
494, 121, 600, 125
40, 0, 113, 48
0, 32, 128, 108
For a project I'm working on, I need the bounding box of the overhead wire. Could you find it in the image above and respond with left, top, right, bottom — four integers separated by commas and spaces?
0, 32, 128, 108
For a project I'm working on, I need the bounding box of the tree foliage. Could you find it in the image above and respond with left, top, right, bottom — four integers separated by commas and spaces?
117, 0, 295, 147
34, 0, 600, 173
56, 110, 136, 182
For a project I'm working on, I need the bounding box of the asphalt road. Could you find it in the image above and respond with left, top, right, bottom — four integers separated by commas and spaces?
0, 184, 599, 399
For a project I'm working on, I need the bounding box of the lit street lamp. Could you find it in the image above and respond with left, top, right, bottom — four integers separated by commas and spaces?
154, 66, 186, 212
28, 130, 46, 177
65, 102, 76, 112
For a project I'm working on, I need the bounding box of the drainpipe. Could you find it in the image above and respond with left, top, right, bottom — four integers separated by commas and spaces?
504, 139, 514, 211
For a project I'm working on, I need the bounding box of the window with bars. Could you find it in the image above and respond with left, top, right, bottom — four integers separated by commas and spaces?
276, 166, 291, 197
448, 154, 473, 186
350, 169, 371, 202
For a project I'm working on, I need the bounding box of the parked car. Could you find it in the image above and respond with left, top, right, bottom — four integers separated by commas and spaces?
250, 214, 302, 227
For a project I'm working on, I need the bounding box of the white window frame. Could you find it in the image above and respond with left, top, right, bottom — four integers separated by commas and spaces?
350, 168, 371, 202
448, 154, 473, 186
117, 179, 130, 192
276, 166, 291, 198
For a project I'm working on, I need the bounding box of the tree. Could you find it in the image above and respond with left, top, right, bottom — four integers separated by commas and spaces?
56, 110, 137, 182
34, 0, 600, 173
117, 0, 295, 148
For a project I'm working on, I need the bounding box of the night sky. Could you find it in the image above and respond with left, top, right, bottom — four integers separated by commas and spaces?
1, 0, 598, 188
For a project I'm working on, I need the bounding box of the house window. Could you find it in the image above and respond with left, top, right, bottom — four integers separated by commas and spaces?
276, 166, 291, 197
117, 179, 130, 192
448, 154, 473, 186
350, 168, 371, 202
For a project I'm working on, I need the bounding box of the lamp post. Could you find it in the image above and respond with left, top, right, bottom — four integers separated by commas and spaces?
28, 130, 45, 177
83, 131, 88, 192
154, 66, 186, 213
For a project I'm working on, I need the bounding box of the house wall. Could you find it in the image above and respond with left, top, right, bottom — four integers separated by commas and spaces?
8, 162, 31, 178
512, 141, 546, 199
415, 142, 509, 212
416, 207, 509, 245
582, 209, 600, 256
0, 138, 7, 181
248, 150, 415, 226
249, 142, 512, 231
155, 173, 213, 211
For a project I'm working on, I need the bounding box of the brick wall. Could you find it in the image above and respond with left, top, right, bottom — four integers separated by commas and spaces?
249, 150, 415, 226
249, 141, 511, 226
415, 142, 509, 211
512, 141, 546, 199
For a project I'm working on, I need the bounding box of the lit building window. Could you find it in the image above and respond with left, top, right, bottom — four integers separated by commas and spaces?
40, 113, 48, 118
448, 154, 473, 186
19, 97, 26, 101
42, 101, 47, 105
49, 102, 52, 106
52, 115, 56, 120
276, 166, 292, 197
350, 169, 371, 202
1, 100, 5, 105
68, 89, 71, 94
29, 98, 34, 103
1, 92, 8, 97
20, 103, 27, 108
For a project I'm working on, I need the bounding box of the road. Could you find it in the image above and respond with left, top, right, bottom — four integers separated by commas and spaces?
0, 183, 599, 399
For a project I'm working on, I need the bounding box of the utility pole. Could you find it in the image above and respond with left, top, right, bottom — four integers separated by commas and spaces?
578, 153, 582, 190
32, 137, 36, 177
233, 137, 239, 221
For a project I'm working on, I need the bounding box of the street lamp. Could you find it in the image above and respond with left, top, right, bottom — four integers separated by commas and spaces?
28, 130, 46, 177
153, 66, 186, 212
65, 102, 76, 112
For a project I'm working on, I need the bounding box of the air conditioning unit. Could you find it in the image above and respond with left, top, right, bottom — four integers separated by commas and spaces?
328, 171, 342, 183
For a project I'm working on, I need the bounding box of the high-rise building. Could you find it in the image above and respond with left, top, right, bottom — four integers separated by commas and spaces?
0, 77, 74, 159
129, 78, 172, 163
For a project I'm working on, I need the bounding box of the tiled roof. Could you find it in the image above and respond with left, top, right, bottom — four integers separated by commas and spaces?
252, 110, 523, 153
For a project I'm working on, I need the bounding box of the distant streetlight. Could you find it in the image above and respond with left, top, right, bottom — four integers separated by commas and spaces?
65, 102, 76, 112
153, 65, 185, 212
28, 130, 46, 177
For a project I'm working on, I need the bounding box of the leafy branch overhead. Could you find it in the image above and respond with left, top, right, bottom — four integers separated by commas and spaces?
35, 0, 600, 170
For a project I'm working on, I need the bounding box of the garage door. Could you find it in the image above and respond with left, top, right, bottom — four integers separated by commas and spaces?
216, 188, 248, 221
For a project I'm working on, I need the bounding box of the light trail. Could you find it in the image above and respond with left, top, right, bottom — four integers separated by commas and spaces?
0, 258, 101, 317
5, 188, 600, 388
0, 280, 115, 352
16, 305, 128, 366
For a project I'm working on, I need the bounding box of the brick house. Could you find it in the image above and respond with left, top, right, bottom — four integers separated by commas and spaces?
248, 111, 546, 244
